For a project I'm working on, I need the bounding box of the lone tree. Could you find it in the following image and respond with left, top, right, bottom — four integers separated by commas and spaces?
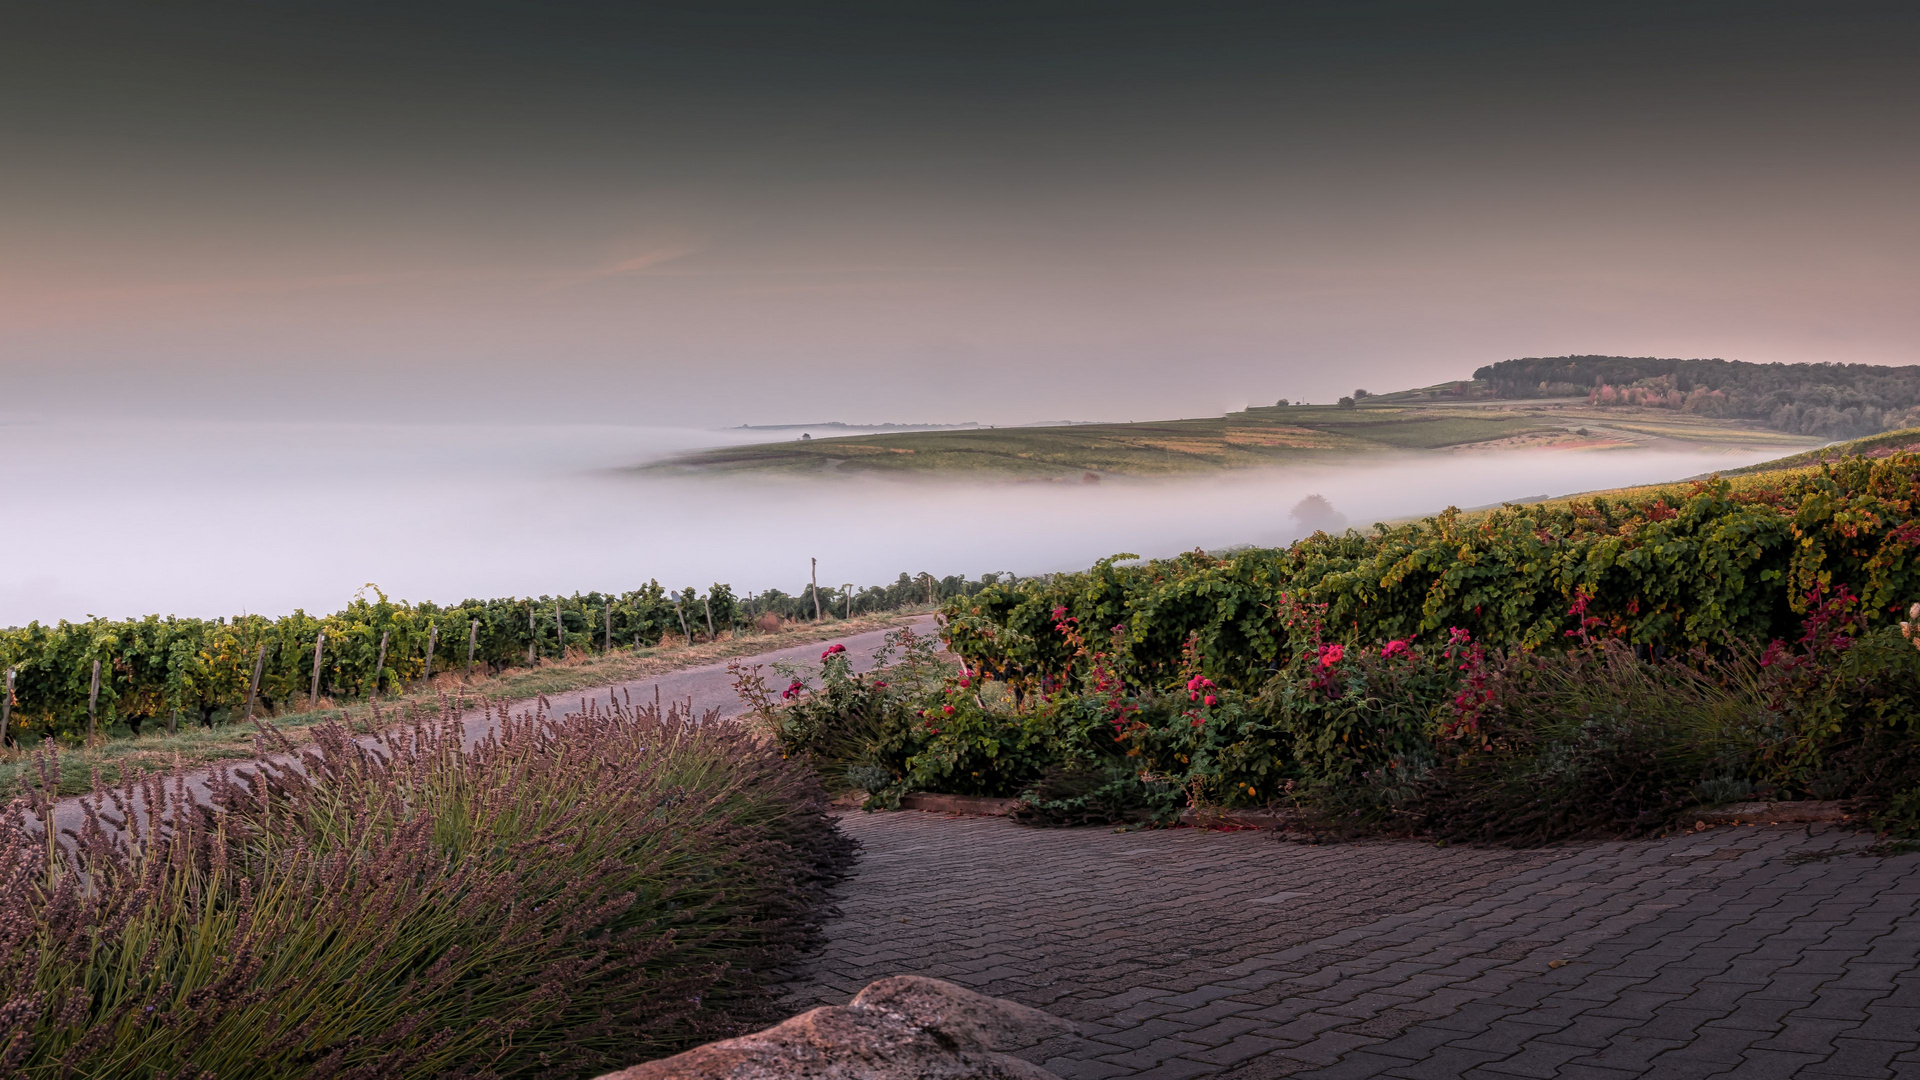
1353, 388, 1370, 399
1290, 494, 1348, 534
1337, 395, 1356, 409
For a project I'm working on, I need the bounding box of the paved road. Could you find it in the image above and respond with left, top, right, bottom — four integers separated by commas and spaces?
787, 812, 1920, 1080
46, 615, 938, 837
504, 614, 938, 726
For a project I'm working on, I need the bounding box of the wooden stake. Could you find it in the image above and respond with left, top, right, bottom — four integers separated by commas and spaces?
843, 583, 854, 620
674, 601, 690, 644
168, 707, 178, 736
2, 668, 12, 748
604, 606, 612, 653
372, 629, 390, 701
811, 557, 822, 621
244, 641, 267, 722
554, 599, 565, 658
310, 631, 326, 709
424, 624, 438, 683
466, 619, 479, 679
88, 659, 100, 739
703, 594, 715, 639
528, 604, 537, 664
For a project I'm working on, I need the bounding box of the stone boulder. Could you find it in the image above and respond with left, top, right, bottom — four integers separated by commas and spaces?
595, 975, 1074, 1080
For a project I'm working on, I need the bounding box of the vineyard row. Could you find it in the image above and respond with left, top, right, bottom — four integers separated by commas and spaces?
943, 454, 1920, 692
2, 570, 1001, 743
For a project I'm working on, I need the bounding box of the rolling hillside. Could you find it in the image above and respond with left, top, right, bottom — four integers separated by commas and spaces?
654, 388, 1816, 479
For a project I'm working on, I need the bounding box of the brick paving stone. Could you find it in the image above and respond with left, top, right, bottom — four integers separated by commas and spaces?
781, 813, 1920, 1078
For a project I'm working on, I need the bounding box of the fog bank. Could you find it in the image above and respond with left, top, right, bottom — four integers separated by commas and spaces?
0, 421, 1782, 626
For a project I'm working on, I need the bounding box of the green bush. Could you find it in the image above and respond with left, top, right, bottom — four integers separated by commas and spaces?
739, 627, 1106, 806
1403, 642, 1770, 842
753, 586, 1920, 844
944, 456, 1920, 694
0, 698, 853, 1078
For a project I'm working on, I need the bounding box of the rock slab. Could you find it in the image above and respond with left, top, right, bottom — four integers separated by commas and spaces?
595, 975, 1073, 1080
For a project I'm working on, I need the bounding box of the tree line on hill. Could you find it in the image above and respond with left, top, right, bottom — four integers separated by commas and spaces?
1474, 355, 1920, 439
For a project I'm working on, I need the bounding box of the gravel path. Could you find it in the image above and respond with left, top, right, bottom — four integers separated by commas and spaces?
788, 811, 1920, 1079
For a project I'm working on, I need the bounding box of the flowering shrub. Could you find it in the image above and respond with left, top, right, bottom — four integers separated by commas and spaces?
746, 558, 1920, 841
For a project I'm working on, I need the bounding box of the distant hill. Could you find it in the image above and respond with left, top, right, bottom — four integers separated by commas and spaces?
653, 393, 1811, 480
730, 421, 979, 432
1721, 426, 1920, 476
1475, 356, 1920, 439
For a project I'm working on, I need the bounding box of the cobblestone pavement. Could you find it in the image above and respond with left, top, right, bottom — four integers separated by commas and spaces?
785, 813, 1920, 1079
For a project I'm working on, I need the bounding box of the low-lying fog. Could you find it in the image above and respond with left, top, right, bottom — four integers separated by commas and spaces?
0, 420, 1783, 626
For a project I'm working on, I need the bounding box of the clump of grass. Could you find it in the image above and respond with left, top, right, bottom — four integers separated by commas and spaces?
0, 696, 853, 1078
1406, 643, 1766, 843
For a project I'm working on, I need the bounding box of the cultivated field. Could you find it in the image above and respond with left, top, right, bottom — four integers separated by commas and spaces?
653, 395, 1816, 479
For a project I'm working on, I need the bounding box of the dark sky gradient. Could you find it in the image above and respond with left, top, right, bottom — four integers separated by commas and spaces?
3, 2, 1916, 423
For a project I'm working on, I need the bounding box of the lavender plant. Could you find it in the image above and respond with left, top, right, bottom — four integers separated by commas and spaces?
0, 696, 853, 1079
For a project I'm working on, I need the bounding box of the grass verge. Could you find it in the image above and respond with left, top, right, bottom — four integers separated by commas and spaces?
1, 608, 931, 797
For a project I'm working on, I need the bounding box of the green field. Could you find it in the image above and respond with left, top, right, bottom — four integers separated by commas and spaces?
655, 389, 1818, 479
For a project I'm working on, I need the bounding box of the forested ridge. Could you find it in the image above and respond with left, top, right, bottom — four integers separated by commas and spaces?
1476, 355, 1920, 438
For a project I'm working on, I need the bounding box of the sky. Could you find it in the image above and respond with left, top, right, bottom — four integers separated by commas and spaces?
3, 1, 1917, 426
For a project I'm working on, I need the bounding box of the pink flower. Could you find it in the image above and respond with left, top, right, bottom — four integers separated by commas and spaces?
1317, 643, 1345, 667
781, 680, 804, 700
1052, 605, 1069, 619
1381, 640, 1411, 659
959, 677, 971, 688
1203, 694, 1218, 706
873, 681, 888, 689
821, 643, 846, 659
942, 704, 955, 716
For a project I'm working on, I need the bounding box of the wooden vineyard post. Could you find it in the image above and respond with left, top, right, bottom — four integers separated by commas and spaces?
554, 600, 565, 658
168, 707, 178, 735
2, 668, 11, 748
423, 624, 438, 683
703, 594, 715, 639
674, 601, 690, 645
843, 584, 854, 620
466, 619, 479, 679
372, 630, 390, 702
88, 659, 100, 739
811, 557, 821, 621
528, 604, 537, 665
244, 641, 267, 722
603, 606, 612, 653
309, 631, 326, 710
